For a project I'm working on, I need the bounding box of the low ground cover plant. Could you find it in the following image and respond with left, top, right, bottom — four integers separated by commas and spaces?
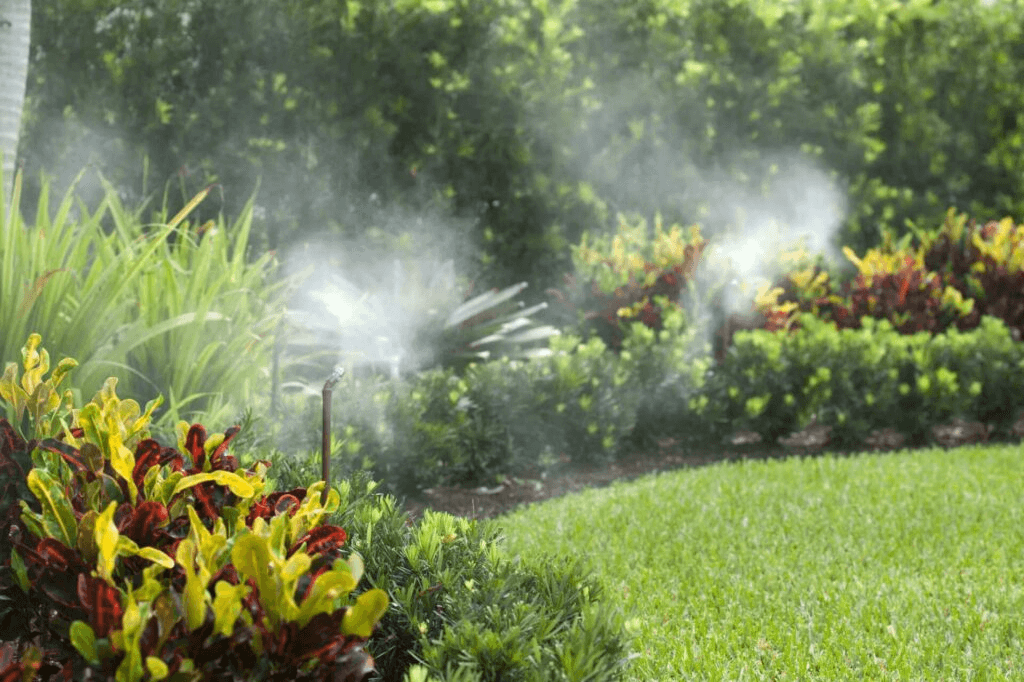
322, 474, 634, 681
498, 444, 1024, 680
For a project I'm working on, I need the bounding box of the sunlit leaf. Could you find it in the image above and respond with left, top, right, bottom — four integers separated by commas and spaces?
174, 471, 255, 498
26, 468, 77, 546
341, 588, 389, 638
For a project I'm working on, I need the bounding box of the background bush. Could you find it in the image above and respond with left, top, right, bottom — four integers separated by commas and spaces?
18, 0, 1024, 291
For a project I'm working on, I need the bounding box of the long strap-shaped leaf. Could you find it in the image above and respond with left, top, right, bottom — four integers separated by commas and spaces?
445, 282, 529, 328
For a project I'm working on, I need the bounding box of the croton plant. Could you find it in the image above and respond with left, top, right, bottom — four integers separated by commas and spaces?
0, 334, 387, 681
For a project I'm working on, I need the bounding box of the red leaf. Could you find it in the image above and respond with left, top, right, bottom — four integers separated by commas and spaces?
35, 439, 87, 474
292, 611, 348, 662
190, 483, 219, 522
132, 439, 163, 490
207, 426, 240, 471
0, 659, 34, 682
246, 489, 307, 524
288, 525, 347, 558
0, 420, 26, 476
34, 537, 86, 573
273, 495, 301, 516
77, 574, 123, 638
185, 424, 207, 470
207, 564, 239, 588
897, 275, 910, 306
118, 500, 170, 547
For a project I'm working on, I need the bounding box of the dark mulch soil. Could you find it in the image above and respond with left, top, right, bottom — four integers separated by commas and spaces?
401, 413, 1024, 522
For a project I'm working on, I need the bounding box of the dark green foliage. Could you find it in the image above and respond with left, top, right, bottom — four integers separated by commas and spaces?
277, 473, 636, 681
713, 313, 1024, 448
371, 370, 513, 493
616, 308, 715, 448
268, 335, 643, 499
22, 0, 1024, 289
524, 335, 638, 468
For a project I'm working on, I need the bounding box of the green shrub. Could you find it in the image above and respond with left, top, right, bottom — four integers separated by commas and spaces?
921, 315, 1024, 437
309, 474, 635, 681
617, 306, 716, 448
274, 333, 641, 497
372, 369, 513, 493
711, 313, 1024, 448
525, 334, 638, 467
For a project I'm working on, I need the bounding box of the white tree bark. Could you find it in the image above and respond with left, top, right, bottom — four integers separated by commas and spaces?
0, 0, 31, 204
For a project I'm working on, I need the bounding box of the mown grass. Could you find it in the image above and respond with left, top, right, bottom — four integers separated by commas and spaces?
496, 445, 1024, 680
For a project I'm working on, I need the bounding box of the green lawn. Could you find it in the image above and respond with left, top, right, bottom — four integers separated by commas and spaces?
495, 445, 1024, 680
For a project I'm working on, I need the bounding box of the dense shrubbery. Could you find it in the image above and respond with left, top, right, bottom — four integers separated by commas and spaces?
290, 332, 639, 497
756, 209, 1024, 342
275, 310, 1022, 498
19, 0, 1024, 287
0, 335, 388, 681
0, 336, 635, 681
710, 313, 1024, 448
282, 199, 1024, 490
548, 213, 710, 351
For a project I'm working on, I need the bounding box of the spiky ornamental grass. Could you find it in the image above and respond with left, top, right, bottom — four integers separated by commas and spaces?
1, 168, 287, 437
497, 445, 1024, 680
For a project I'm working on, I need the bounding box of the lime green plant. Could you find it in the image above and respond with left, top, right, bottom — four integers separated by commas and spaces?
0, 333, 78, 440
1, 167, 287, 434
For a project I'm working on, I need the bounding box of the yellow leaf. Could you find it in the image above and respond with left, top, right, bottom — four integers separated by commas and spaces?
146, 656, 169, 680
211, 581, 250, 637
95, 502, 120, 582
342, 589, 389, 638
108, 429, 138, 504
173, 471, 255, 499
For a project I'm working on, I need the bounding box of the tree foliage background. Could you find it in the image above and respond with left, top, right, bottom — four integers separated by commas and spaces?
17, 0, 1024, 289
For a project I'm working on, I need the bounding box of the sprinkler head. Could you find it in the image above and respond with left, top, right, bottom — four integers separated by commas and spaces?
324, 366, 345, 391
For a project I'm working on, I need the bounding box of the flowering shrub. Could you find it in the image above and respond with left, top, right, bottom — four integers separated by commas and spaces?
550, 214, 707, 351
921, 210, 1024, 341
752, 210, 1024, 347
0, 335, 387, 681
755, 230, 974, 339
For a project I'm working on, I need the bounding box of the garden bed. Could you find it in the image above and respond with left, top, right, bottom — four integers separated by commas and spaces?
404, 411, 1024, 520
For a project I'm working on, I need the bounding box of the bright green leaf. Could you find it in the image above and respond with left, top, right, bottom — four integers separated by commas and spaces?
342, 589, 389, 638
26, 468, 77, 547
69, 620, 99, 665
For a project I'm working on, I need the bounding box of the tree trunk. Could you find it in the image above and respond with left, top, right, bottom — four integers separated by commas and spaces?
0, 0, 31, 205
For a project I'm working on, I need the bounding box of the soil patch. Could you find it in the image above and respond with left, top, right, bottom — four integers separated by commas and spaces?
400, 415, 1024, 522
